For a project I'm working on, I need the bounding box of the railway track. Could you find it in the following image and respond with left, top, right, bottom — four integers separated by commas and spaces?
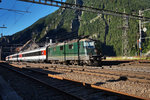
0, 63, 81, 100
2, 62, 148, 100
15, 62, 150, 84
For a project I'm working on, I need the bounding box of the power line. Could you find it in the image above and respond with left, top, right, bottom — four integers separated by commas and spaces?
0, 1, 17, 24
5, 3, 33, 34
19, 0, 150, 21
0, 26, 7, 28
0, 8, 31, 13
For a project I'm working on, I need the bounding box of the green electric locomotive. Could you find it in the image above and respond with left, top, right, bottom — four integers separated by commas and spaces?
46, 39, 103, 65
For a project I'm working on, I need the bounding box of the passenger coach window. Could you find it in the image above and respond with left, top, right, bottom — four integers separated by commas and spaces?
60, 46, 63, 50
69, 44, 73, 49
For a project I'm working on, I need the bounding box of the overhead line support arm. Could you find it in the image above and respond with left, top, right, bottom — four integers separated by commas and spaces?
19, 0, 150, 21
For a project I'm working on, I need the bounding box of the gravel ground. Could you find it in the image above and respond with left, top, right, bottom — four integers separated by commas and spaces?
49, 70, 150, 99
11, 62, 150, 99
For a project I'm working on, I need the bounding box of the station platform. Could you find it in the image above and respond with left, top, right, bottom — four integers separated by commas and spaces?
0, 76, 22, 100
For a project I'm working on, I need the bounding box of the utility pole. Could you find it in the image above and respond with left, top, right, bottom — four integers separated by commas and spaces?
0, 46, 1, 61
77, 39, 80, 65
1, 33, 3, 41
122, 10, 129, 56
138, 9, 150, 57
139, 10, 142, 56
0, 25, 7, 41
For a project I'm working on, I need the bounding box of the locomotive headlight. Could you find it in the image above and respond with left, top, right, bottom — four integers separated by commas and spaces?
94, 49, 97, 53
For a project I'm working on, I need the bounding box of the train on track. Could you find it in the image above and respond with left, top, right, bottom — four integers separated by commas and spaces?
6, 39, 104, 66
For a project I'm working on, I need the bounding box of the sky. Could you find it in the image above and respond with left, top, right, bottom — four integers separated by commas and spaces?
0, 0, 62, 37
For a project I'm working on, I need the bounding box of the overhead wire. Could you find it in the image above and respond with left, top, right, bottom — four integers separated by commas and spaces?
1, 0, 17, 28
19, 0, 150, 21
0, 0, 14, 17
6, 1, 33, 34
0, 8, 31, 13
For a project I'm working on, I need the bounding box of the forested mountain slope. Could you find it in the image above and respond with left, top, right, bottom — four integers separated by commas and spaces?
2, 0, 150, 56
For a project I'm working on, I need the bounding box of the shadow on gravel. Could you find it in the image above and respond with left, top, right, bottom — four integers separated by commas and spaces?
94, 76, 128, 85
94, 82, 105, 85
28, 68, 63, 75
102, 61, 132, 66
106, 76, 128, 82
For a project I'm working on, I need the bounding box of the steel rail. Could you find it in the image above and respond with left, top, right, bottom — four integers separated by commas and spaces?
29, 65, 150, 83
8, 63, 148, 100
28, 67, 149, 100
10, 62, 150, 83
26, 63, 150, 83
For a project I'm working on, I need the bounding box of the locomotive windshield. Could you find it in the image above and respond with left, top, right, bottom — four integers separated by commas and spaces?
84, 41, 95, 48
84, 41, 97, 56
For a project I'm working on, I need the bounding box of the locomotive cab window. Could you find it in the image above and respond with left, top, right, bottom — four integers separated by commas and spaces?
69, 44, 73, 49
60, 46, 63, 50
84, 41, 95, 49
